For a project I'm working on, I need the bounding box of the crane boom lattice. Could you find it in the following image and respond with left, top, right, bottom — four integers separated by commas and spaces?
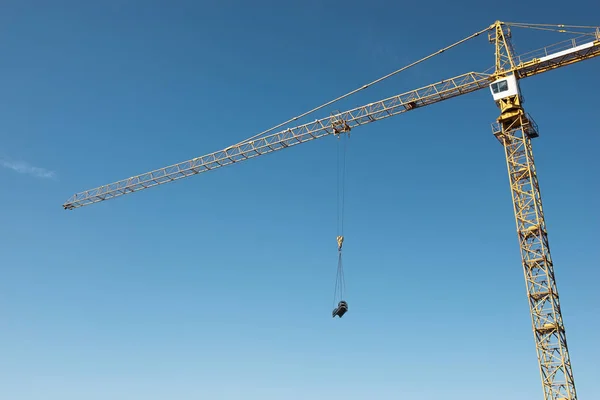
63, 29, 600, 210
63, 71, 491, 209
61, 19, 600, 400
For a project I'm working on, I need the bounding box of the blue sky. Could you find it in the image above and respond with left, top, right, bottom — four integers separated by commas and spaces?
1, 1, 599, 399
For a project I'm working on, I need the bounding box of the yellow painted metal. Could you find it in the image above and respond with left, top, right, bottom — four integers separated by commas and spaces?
490, 21, 600, 80
337, 235, 344, 251
490, 20, 517, 75
509, 38, 600, 79
490, 22, 578, 400
491, 112, 577, 400
63, 71, 492, 209
60, 20, 600, 400
62, 23, 600, 210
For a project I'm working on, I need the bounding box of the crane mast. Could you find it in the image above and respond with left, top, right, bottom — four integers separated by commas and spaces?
490, 22, 578, 400
62, 21, 600, 400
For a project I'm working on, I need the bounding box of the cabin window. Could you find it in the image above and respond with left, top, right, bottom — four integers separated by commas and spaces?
491, 80, 509, 94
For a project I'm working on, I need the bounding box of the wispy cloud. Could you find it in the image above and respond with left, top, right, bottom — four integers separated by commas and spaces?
0, 158, 56, 179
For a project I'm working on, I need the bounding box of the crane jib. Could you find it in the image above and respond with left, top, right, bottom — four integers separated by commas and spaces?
62, 72, 492, 210
539, 40, 595, 62
62, 33, 600, 210
512, 38, 600, 78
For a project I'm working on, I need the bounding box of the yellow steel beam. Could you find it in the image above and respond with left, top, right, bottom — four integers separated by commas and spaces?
490, 23, 580, 400
62, 71, 491, 209
62, 25, 600, 210
492, 112, 577, 400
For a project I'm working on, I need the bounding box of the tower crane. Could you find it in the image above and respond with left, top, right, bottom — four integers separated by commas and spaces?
62, 21, 600, 400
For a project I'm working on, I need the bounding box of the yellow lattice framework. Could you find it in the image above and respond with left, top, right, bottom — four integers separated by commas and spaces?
62, 20, 600, 400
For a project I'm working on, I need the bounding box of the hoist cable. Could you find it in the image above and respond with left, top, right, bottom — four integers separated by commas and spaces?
333, 133, 349, 306
341, 136, 348, 235
336, 135, 348, 236
336, 137, 341, 235
333, 252, 345, 307
340, 253, 346, 298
